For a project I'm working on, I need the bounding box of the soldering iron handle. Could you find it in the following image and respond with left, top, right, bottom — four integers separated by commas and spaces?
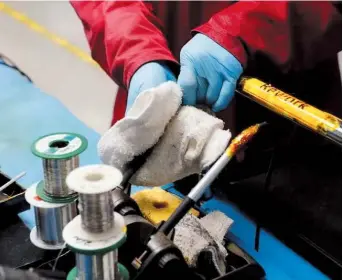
121, 168, 135, 190
159, 152, 231, 235
120, 147, 154, 190
158, 123, 265, 235
159, 196, 195, 235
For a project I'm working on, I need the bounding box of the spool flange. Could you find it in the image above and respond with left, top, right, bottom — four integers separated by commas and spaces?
66, 164, 123, 195
31, 132, 88, 198
63, 213, 128, 280
31, 132, 88, 160
66, 263, 130, 280
63, 213, 127, 255
36, 181, 78, 203
25, 183, 77, 250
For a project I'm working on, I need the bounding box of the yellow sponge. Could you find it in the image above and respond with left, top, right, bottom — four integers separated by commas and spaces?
132, 187, 199, 225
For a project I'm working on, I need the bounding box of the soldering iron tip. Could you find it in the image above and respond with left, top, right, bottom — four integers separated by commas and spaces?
259, 121, 268, 128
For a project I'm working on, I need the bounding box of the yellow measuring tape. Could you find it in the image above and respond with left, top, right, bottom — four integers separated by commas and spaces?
0, 2, 98, 67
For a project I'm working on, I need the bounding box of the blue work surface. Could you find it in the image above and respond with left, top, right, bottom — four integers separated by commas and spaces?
0, 62, 328, 280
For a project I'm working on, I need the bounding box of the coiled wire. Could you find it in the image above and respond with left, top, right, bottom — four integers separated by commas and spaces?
34, 202, 77, 245
43, 157, 79, 197
78, 192, 114, 233
76, 250, 118, 280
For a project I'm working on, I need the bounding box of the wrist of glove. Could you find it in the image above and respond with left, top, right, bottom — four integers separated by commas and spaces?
127, 62, 176, 113
98, 82, 231, 187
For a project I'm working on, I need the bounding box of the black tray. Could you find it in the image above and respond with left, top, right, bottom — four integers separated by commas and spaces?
0, 171, 29, 227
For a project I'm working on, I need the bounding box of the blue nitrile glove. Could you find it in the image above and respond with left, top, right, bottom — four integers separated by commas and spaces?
177, 34, 243, 112
127, 62, 176, 113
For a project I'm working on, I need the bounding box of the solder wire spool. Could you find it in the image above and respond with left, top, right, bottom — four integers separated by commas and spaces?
63, 165, 129, 280
25, 132, 86, 250
25, 183, 77, 250
31, 132, 88, 198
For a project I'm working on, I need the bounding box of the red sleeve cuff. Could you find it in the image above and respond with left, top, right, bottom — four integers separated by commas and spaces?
193, 25, 248, 69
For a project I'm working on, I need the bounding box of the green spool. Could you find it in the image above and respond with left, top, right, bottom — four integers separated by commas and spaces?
31, 132, 87, 201
36, 181, 77, 203
31, 132, 88, 160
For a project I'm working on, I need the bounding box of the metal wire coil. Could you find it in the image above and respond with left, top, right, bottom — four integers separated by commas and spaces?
76, 250, 118, 280
34, 202, 77, 245
78, 192, 114, 233
43, 157, 79, 197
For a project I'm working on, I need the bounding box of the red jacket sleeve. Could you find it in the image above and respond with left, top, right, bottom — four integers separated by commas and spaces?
195, 1, 342, 73
71, 1, 178, 89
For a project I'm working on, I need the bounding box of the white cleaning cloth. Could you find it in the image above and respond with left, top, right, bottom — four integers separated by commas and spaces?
98, 81, 182, 171
173, 211, 234, 275
98, 81, 231, 186
131, 106, 231, 186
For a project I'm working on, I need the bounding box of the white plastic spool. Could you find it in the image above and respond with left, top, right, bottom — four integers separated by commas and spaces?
62, 165, 128, 280
25, 183, 77, 250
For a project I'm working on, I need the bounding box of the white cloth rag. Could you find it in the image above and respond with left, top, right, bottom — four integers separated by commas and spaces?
98, 81, 231, 186
98, 81, 181, 171
173, 211, 234, 275
131, 106, 231, 186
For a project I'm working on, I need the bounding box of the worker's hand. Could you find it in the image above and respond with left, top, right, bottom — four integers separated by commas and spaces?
177, 34, 243, 112
127, 62, 176, 113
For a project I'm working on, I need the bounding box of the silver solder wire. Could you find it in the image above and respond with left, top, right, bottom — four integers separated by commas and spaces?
34, 202, 77, 245
78, 191, 114, 233
42, 157, 79, 197
75, 250, 118, 280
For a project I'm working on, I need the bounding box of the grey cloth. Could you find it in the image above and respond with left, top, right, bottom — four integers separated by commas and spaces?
173, 211, 234, 276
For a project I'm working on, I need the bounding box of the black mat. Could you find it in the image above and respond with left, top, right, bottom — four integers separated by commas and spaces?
0, 217, 45, 267
217, 140, 342, 279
